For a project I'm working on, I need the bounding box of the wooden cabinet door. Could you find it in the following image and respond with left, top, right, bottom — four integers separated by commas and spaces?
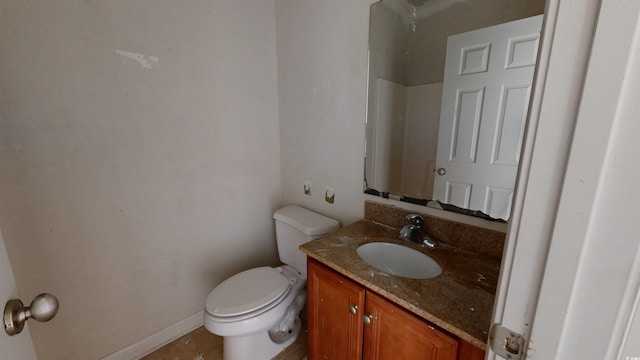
307, 259, 366, 360
457, 340, 486, 360
363, 292, 458, 360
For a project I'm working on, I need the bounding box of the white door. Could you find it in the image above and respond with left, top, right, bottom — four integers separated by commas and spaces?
0, 231, 38, 359
434, 15, 542, 220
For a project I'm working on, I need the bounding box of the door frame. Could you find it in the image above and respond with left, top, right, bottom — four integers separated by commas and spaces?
488, 0, 601, 358
493, 0, 640, 358
526, 0, 640, 358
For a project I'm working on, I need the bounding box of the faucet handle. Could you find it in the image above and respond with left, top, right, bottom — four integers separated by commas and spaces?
405, 214, 424, 227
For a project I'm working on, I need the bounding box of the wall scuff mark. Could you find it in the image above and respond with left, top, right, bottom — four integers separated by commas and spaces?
115, 49, 160, 70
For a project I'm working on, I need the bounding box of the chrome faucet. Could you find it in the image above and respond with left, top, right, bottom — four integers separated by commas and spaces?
399, 214, 438, 248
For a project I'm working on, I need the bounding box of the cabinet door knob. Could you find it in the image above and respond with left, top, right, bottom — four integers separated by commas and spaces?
348, 305, 358, 314
363, 314, 373, 325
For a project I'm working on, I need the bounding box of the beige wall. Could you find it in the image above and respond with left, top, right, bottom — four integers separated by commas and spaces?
276, 0, 373, 226
0, 1, 281, 359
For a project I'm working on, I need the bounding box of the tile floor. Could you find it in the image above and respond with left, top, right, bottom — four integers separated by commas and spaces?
140, 325, 307, 360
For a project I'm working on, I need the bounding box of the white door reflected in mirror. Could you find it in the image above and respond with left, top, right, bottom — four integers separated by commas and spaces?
433, 15, 543, 220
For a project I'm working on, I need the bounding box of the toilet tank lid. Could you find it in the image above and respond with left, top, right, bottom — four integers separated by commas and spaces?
273, 205, 340, 236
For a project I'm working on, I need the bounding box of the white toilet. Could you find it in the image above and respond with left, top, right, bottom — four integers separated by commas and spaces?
204, 205, 339, 360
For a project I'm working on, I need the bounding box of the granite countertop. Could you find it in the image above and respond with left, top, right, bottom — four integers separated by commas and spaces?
300, 219, 501, 348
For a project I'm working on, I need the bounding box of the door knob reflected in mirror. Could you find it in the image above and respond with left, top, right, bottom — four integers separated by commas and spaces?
4, 293, 59, 336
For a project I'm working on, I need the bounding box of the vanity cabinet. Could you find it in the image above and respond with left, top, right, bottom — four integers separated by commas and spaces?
307, 258, 483, 360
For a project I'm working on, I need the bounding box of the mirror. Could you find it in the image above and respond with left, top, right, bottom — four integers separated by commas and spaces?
364, 0, 545, 221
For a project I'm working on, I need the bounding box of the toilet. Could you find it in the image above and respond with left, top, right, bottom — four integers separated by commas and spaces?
204, 205, 340, 360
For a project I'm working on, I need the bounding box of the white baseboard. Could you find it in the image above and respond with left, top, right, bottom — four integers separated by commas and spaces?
102, 311, 204, 360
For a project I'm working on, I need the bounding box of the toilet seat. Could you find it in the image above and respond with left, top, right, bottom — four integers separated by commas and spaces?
205, 266, 292, 321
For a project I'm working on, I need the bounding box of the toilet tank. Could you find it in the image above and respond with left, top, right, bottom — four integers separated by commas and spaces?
273, 205, 340, 277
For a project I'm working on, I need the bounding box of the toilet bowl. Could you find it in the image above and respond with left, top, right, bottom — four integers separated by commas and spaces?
203, 205, 339, 360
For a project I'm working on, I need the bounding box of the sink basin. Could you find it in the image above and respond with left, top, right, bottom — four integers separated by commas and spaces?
356, 242, 442, 279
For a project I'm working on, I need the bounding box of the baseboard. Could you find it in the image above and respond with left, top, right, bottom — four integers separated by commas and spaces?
102, 311, 204, 360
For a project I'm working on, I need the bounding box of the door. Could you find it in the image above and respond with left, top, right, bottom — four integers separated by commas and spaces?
524, 1, 640, 358
307, 258, 365, 360
0, 231, 38, 360
488, 0, 608, 359
362, 291, 457, 360
434, 15, 543, 220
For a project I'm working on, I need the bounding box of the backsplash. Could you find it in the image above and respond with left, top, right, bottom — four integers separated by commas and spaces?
364, 201, 505, 259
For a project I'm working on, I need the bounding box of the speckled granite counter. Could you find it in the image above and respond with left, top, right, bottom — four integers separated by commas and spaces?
300, 219, 501, 348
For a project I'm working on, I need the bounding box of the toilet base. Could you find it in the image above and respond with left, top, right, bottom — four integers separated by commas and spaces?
222, 317, 302, 360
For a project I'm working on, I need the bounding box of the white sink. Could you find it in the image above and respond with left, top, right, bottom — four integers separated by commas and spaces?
356, 242, 442, 279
